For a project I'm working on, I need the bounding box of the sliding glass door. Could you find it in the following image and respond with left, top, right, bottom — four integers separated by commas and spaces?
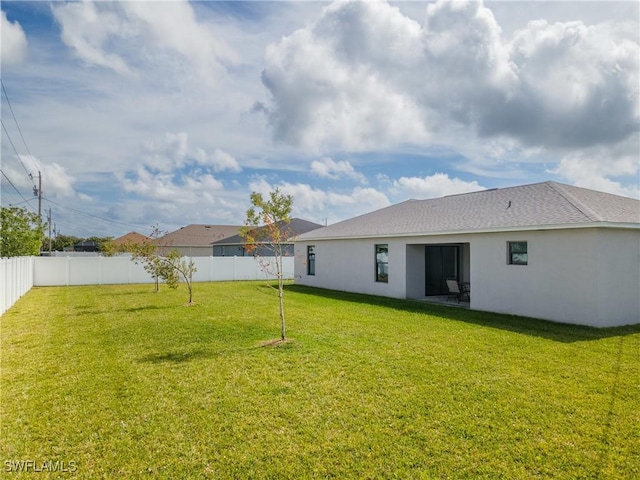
425, 245, 459, 296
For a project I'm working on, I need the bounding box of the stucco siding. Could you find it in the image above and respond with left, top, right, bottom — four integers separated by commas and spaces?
595, 229, 640, 327
405, 244, 426, 299
470, 230, 600, 326
295, 227, 639, 327
295, 239, 407, 298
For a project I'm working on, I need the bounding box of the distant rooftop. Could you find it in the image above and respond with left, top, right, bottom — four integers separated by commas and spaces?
111, 231, 151, 246
158, 224, 242, 247
298, 181, 640, 241
213, 218, 323, 245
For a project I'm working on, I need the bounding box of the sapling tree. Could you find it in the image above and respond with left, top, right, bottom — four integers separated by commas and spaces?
124, 225, 197, 304
239, 188, 293, 341
163, 249, 197, 305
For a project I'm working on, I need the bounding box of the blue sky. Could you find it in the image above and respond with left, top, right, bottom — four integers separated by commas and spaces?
1, 1, 638, 238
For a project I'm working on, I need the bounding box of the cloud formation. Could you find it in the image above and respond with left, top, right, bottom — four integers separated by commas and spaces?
311, 157, 366, 183
392, 173, 484, 199
249, 176, 389, 224
1, 11, 27, 66
262, 0, 639, 151
119, 166, 224, 204
1, 0, 636, 238
141, 133, 241, 173
51, 0, 236, 85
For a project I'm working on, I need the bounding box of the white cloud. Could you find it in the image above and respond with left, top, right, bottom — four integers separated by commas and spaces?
118, 166, 224, 205
262, 0, 429, 150
26, 155, 78, 198
41, 162, 77, 198
310, 157, 366, 183
499, 18, 639, 147
140, 133, 241, 173
141, 132, 189, 171
196, 148, 242, 173
121, 1, 237, 84
261, 0, 514, 150
248, 176, 389, 224
1, 11, 28, 66
51, 1, 133, 76
262, 0, 639, 165
326, 186, 389, 210
392, 173, 485, 199
551, 135, 640, 198
51, 0, 236, 84
3, 0, 637, 236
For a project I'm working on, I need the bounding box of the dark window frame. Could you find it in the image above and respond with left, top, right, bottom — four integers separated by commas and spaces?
307, 245, 315, 276
508, 241, 528, 265
375, 244, 389, 283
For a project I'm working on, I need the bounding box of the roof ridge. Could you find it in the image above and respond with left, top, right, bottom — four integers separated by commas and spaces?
546, 181, 601, 222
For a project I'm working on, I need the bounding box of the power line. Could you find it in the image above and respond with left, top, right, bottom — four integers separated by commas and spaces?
0, 168, 37, 211
1, 82, 43, 219
1, 80, 37, 172
1, 188, 29, 208
43, 197, 154, 233
1, 119, 36, 184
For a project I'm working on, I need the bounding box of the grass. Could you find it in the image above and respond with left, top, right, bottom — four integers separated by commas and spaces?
1, 281, 638, 479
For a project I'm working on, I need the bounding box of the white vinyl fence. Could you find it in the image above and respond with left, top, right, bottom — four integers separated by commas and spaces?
1, 256, 35, 316
1, 256, 294, 315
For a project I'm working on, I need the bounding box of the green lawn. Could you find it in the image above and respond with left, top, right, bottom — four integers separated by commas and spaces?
1, 282, 638, 479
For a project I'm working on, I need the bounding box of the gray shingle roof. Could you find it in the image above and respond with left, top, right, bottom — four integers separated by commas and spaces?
297, 182, 640, 241
213, 218, 323, 245
158, 224, 242, 246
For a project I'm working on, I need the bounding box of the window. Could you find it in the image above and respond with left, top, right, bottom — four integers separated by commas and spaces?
375, 244, 389, 282
508, 241, 528, 265
307, 245, 315, 275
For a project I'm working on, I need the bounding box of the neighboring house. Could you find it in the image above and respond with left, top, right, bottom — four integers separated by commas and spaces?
110, 231, 152, 251
295, 181, 640, 328
74, 240, 99, 252
156, 224, 242, 257
212, 218, 323, 257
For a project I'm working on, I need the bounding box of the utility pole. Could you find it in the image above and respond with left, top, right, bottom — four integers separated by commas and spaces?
30, 170, 42, 221
37, 171, 42, 221
48, 208, 52, 254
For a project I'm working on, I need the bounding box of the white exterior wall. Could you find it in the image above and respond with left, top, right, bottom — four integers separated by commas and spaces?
595, 229, 640, 327
295, 239, 408, 298
295, 227, 640, 327
296, 236, 471, 300
470, 230, 600, 325
470, 228, 639, 327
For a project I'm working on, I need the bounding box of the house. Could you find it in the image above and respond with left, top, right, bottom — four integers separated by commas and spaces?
294, 181, 640, 328
74, 240, 100, 252
156, 224, 242, 257
212, 218, 323, 256
110, 231, 152, 251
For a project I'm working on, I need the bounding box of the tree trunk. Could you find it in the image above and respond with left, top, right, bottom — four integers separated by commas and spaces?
278, 275, 285, 340
277, 253, 285, 340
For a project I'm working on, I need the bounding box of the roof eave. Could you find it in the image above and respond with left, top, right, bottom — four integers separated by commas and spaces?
295, 221, 640, 242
